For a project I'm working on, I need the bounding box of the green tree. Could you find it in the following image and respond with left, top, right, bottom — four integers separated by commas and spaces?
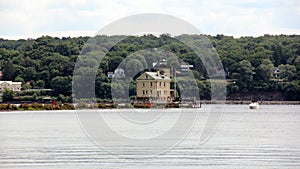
111, 83, 126, 100
51, 76, 72, 96
125, 59, 144, 77
58, 94, 71, 103
35, 80, 45, 89
255, 59, 274, 81
294, 56, 300, 71
2, 61, 16, 80
22, 67, 37, 82
278, 64, 296, 81
284, 80, 300, 100
108, 56, 123, 71
22, 83, 32, 90
232, 60, 254, 91
272, 45, 283, 66
2, 89, 15, 102
15, 76, 25, 84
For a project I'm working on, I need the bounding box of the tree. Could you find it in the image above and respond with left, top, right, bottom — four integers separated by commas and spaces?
232, 60, 254, 91
111, 83, 126, 100
294, 56, 300, 71
284, 80, 300, 100
15, 76, 25, 84
278, 64, 296, 81
255, 59, 274, 81
272, 45, 283, 66
108, 56, 123, 71
58, 94, 72, 103
197, 80, 211, 99
294, 56, 300, 80
2, 61, 16, 80
37, 70, 50, 87
22, 83, 32, 90
51, 76, 72, 96
2, 89, 15, 102
22, 67, 37, 82
125, 59, 144, 78
35, 80, 45, 89
0, 34, 300, 101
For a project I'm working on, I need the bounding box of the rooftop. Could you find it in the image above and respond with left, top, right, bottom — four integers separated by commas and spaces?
144, 72, 170, 80
0, 81, 22, 85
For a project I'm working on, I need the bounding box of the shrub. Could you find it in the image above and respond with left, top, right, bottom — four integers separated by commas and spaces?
133, 103, 150, 108
76, 102, 87, 109
19, 104, 30, 110
31, 103, 45, 110
44, 104, 53, 110
0, 104, 18, 111
109, 103, 117, 109
62, 103, 75, 110
97, 103, 107, 109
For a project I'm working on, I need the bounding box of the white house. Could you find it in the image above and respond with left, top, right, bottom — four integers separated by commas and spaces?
107, 68, 125, 79
273, 67, 281, 78
0, 81, 22, 92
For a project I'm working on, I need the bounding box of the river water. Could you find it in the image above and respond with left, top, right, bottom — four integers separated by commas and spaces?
0, 105, 299, 169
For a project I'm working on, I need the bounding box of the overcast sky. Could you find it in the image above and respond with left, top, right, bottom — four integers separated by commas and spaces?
0, 0, 299, 39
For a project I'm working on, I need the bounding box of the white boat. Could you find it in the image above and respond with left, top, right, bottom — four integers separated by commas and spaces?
249, 102, 259, 109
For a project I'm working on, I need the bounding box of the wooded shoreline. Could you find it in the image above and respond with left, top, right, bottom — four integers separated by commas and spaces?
203, 100, 300, 105
0, 100, 299, 111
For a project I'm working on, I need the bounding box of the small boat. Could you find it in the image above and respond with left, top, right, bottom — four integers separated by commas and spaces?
249, 102, 259, 109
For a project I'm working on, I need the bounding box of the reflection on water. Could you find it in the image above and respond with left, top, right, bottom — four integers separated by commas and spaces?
0, 105, 300, 168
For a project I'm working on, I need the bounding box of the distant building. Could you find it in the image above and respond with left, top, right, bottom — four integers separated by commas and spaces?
0, 81, 22, 92
153, 59, 194, 77
107, 68, 125, 79
273, 67, 280, 78
136, 71, 171, 102
114, 68, 125, 78
107, 72, 114, 79
180, 64, 193, 72
153, 58, 171, 77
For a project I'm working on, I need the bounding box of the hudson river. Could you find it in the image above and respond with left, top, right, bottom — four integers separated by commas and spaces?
0, 105, 299, 168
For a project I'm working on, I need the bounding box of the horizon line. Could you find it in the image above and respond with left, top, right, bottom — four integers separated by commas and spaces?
1, 32, 300, 40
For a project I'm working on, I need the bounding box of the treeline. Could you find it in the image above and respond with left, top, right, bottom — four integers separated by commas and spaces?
0, 34, 299, 101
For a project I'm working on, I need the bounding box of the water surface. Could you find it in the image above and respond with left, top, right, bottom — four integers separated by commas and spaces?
0, 105, 299, 168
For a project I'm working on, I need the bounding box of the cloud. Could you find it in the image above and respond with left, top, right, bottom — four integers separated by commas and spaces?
0, 0, 299, 39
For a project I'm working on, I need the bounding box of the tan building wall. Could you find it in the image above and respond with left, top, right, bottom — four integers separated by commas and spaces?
136, 72, 171, 102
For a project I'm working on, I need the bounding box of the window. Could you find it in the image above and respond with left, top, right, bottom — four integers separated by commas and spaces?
150, 82, 152, 86
142, 82, 145, 87
150, 90, 152, 95
164, 82, 166, 87
143, 90, 145, 95
159, 82, 161, 86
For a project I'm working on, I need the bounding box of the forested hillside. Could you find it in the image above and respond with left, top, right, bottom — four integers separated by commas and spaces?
0, 34, 299, 101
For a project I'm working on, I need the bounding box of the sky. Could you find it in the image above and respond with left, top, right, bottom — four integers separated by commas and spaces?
0, 0, 299, 39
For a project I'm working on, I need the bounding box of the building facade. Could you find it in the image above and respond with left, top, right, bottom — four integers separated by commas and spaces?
107, 68, 125, 79
136, 71, 171, 102
0, 81, 22, 92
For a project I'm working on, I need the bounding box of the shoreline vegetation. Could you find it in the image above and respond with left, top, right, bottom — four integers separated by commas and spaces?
0, 100, 299, 111
0, 34, 299, 106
